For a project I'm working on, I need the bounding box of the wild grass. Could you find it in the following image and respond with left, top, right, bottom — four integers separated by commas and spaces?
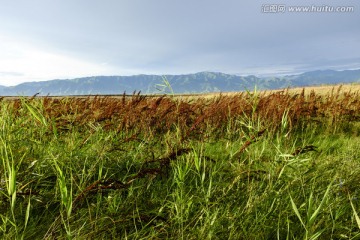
0, 86, 359, 239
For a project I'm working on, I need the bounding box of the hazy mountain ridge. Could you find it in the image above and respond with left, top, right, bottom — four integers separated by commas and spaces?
1, 69, 359, 96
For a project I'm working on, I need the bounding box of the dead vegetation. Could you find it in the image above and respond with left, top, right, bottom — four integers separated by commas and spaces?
3, 86, 360, 139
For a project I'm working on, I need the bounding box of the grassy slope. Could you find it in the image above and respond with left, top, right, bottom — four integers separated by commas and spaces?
0, 90, 359, 239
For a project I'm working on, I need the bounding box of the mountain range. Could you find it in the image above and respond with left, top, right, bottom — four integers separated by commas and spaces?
0, 69, 360, 96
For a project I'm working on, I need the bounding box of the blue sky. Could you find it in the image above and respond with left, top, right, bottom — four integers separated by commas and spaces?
0, 0, 359, 86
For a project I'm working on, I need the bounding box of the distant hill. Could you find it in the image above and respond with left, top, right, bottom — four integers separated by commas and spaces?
0, 69, 359, 96
285, 69, 360, 86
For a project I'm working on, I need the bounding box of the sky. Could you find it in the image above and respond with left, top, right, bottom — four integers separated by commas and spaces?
0, 0, 359, 86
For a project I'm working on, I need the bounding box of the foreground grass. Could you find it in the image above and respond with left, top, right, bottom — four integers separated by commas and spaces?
0, 91, 360, 239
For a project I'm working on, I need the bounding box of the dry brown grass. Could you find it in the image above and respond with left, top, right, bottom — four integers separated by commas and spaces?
274, 83, 360, 95
177, 83, 360, 99
2, 85, 359, 142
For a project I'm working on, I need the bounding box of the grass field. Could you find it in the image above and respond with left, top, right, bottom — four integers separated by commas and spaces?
174, 83, 360, 99
0, 85, 360, 239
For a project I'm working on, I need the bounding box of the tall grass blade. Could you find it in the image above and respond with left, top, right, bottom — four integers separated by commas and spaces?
22, 99, 47, 126
309, 229, 325, 240
289, 194, 306, 230
308, 181, 333, 226
349, 194, 360, 230
24, 197, 31, 229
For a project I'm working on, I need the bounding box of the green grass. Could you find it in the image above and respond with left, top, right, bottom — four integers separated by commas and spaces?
0, 97, 360, 239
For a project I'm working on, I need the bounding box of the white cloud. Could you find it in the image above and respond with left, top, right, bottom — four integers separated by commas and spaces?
0, 37, 118, 86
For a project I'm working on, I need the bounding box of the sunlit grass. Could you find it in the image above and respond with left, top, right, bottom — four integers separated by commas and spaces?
0, 89, 359, 239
